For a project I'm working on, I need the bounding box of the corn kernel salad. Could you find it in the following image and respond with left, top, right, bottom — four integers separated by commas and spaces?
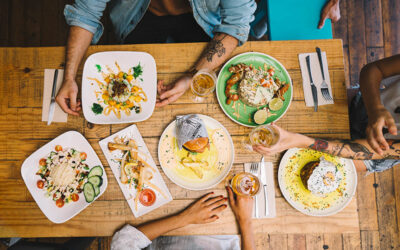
89, 62, 147, 119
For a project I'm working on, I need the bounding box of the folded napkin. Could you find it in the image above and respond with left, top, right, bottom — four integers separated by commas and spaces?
42, 69, 68, 123
244, 162, 276, 218
299, 52, 334, 107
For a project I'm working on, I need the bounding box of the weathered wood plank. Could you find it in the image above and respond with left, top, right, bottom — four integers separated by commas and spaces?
305, 234, 323, 250
255, 233, 270, 250
375, 169, 400, 249
333, 0, 348, 46
394, 164, 400, 236
366, 47, 385, 63
269, 234, 287, 250
382, 0, 400, 55
356, 170, 378, 230
323, 233, 343, 250
25, 0, 41, 47
287, 234, 306, 250
343, 233, 361, 250
0, 198, 359, 237
8, 0, 25, 46
347, 0, 367, 84
0, 0, 10, 47
361, 230, 380, 250
364, 0, 384, 47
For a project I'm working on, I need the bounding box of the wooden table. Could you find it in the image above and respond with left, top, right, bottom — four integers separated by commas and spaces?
0, 40, 361, 247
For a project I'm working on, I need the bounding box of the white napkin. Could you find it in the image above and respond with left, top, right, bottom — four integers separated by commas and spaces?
42, 69, 68, 123
244, 162, 276, 218
299, 52, 334, 106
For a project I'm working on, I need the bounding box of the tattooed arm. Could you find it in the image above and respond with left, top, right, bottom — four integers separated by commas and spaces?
156, 33, 238, 107
308, 138, 400, 160
252, 125, 400, 160
194, 33, 238, 72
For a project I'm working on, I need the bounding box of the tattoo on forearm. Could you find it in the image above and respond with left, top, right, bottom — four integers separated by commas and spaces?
309, 139, 374, 160
309, 139, 400, 160
202, 34, 227, 62
339, 140, 374, 160
310, 139, 329, 151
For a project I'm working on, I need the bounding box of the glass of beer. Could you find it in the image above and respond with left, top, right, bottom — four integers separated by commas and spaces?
242, 124, 280, 152
190, 70, 217, 102
228, 172, 260, 196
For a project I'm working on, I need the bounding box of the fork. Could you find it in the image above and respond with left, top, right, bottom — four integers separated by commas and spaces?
316, 47, 333, 101
249, 162, 259, 218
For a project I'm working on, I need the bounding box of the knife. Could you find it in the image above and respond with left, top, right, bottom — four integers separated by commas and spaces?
260, 156, 269, 216
47, 69, 59, 126
306, 55, 318, 112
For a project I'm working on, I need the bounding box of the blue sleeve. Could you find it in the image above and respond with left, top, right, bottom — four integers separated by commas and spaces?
64, 0, 110, 44
213, 0, 257, 46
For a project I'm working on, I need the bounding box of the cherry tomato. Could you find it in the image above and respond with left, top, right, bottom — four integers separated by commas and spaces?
39, 158, 47, 166
55, 198, 64, 208
37, 180, 44, 189
55, 145, 62, 152
139, 189, 156, 206
80, 152, 87, 160
71, 193, 79, 202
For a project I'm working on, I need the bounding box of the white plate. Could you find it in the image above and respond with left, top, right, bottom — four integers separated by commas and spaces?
82, 51, 157, 124
278, 148, 357, 216
158, 114, 234, 190
99, 124, 172, 217
21, 131, 108, 223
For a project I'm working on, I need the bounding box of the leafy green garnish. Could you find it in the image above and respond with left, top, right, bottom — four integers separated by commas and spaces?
91, 103, 103, 115
133, 63, 143, 79
95, 64, 102, 72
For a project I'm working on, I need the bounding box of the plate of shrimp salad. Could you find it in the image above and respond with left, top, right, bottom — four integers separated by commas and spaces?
216, 52, 293, 127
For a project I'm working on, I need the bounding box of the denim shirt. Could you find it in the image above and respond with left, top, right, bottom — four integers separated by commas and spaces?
64, 0, 257, 46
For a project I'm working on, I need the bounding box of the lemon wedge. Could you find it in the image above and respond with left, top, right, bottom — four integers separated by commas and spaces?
253, 109, 268, 124
269, 98, 283, 111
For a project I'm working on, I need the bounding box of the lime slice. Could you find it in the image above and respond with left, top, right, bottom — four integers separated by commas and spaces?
269, 98, 283, 111
253, 109, 268, 124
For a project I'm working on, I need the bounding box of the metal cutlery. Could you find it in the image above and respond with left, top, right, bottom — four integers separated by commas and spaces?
47, 69, 59, 126
316, 47, 333, 101
305, 55, 318, 112
249, 162, 259, 218
259, 156, 269, 216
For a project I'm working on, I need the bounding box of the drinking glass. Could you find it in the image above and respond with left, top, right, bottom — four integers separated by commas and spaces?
242, 124, 280, 152
190, 70, 217, 102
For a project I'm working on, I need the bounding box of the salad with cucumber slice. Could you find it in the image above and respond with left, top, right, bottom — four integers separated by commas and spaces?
84, 166, 104, 203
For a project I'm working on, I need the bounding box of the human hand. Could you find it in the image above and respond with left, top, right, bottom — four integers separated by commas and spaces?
55, 78, 81, 116
156, 75, 191, 107
226, 186, 253, 224
318, 0, 341, 29
252, 125, 308, 156
366, 106, 398, 154
179, 192, 227, 225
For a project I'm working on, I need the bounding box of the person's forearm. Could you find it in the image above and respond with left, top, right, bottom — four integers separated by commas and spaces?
294, 134, 400, 160
192, 33, 238, 72
64, 26, 93, 81
136, 214, 188, 241
359, 64, 383, 115
359, 54, 400, 115
238, 219, 255, 250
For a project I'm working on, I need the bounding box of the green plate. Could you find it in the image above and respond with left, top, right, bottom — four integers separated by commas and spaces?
216, 52, 293, 127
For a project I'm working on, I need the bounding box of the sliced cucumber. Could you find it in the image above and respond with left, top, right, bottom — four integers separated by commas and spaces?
88, 176, 103, 187
93, 184, 100, 197
88, 165, 103, 178
83, 182, 95, 203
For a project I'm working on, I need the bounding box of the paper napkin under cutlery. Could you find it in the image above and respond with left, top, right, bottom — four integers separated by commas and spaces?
299, 52, 334, 106
42, 69, 68, 123
244, 162, 276, 218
